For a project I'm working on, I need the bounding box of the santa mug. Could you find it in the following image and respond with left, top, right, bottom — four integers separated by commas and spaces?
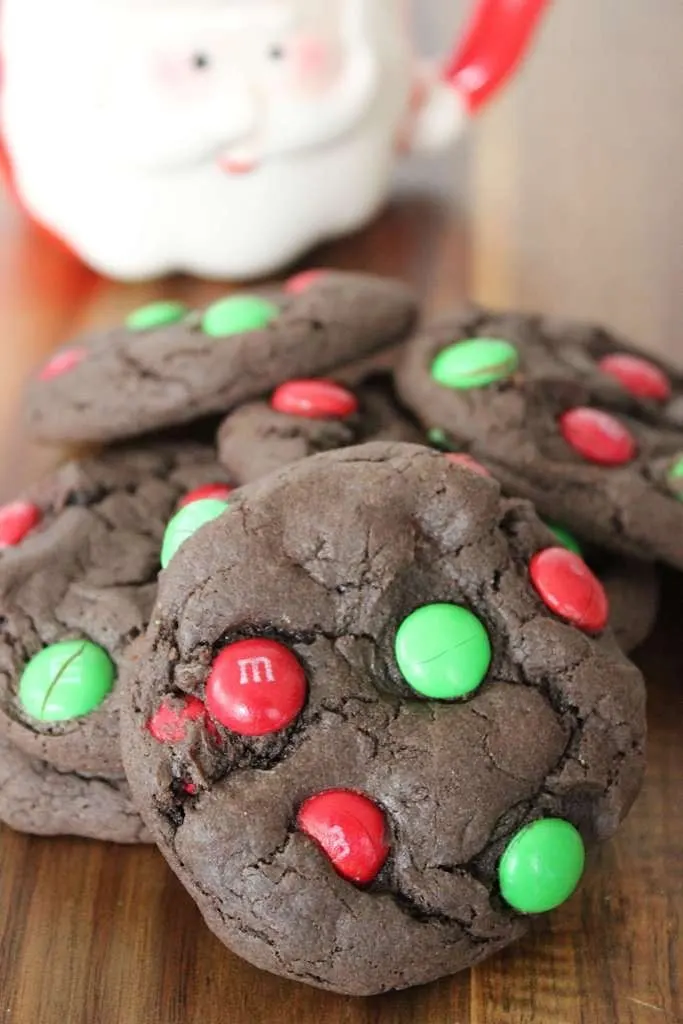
0, 0, 548, 280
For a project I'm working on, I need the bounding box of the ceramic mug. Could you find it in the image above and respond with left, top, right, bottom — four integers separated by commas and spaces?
0, 0, 549, 280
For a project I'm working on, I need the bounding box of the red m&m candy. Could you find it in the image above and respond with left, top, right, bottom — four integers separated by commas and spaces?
297, 790, 390, 885
560, 407, 637, 466
179, 483, 234, 509
446, 453, 492, 478
147, 695, 207, 743
205, 638, 306, 736
599, 353, 671, 402
0, 501, 41, 548
39, 348, 86, 381
271, 380, 358, 419
285, 269, 327, 295
530, 547, 609, 633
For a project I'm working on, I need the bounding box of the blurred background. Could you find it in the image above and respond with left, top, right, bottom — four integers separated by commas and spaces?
411, 0, 683, 357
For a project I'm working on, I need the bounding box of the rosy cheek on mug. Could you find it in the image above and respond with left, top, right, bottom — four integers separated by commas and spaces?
287, 35, 342, 96
154, 53, 211, 101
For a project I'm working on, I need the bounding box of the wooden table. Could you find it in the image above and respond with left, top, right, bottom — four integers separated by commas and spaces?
1, 5, 682, 1019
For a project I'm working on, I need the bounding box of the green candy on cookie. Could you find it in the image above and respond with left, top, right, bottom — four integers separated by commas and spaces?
161, 498, 230, 569
202, 296, 279, 338
545, 522, 584, 557
498, 818, 586, 914
667, 456, 683, 499
395, 603, 491, 700
19, 639, 115, 721
431, 338, 519, 390
126, 300, 189, 331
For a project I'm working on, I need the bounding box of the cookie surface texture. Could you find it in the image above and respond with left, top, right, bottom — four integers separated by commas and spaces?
217, 378, 421, 483
0, 442, 231, 775
0, 733, 151, 843
397, 308, 683, 567
26, 273, 417, 444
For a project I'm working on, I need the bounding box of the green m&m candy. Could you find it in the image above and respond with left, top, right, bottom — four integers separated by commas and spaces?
160, 498, 229, 569
428, 428, 452, 450
18, 639, 115, 722
499, 818, 586, 914
545, 522, 584, 557
201, 296, 279, 338
395, 603, 491, 700
431, 339, 519, 390
126, 300, 188, 331
667, 456, 683, 499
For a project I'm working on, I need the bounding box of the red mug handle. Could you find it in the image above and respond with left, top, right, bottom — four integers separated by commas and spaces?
444, 0, 550, 113
0, 0, 550, 242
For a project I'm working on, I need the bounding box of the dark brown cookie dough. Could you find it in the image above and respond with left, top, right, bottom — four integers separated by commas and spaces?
431, 447, 661, 654
217, 378, 421, 484
0, 442, 231, 776
540, 313, 683, 429
332, 341, 407, 388
599, 556, 660, 654
25, 272, 417, 445
396, 308, 683, 567
121, 443, 645, 996
401, 306, 683, 426
0, 734, 151, 843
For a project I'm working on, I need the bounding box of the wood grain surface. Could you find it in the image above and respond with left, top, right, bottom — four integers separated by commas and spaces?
1, 4, 682, 1022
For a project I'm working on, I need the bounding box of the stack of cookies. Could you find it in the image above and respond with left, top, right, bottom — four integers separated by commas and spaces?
2, 268, 678, 995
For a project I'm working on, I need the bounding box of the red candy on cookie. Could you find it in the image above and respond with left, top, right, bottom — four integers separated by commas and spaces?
147, 695, 207, 743
271, 379, 359, 419
284, 269, 327, 295
559, 407, 637, 466
445, 453, 492, 478
39, 348, 86, 381
599, 353, 671, 402
0, 501, 41, 548
297, 789, 390, 885
179, 483, 234, 508
530, 547, 609, 633
205, 638, 307, 737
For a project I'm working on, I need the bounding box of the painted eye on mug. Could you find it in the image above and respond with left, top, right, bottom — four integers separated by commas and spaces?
191, 52, 211, 71
267, 44, 286, 61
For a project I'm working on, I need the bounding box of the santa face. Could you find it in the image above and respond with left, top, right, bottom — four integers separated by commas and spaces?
87, 0, 384, 173
0, 0, 411, 277
0, 0, 547, 279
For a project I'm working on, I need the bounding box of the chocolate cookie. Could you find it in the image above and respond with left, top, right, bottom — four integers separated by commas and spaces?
599, 557, 660, 654
332, 341, 407, 388
0, 442, 232, 778
434, 449, 661, 654
396, 309, 683, 567
0, 734, 150, 843
217, 378, 421, 484
541, 314, 683, 429
25, 272, 417, 445
121, 443, 645, 996
402, 307, 683, 427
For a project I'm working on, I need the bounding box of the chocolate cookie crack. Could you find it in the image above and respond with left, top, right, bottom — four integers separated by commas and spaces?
115, 344, 195, 395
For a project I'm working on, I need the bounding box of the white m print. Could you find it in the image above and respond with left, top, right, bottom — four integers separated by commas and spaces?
327, 825, 351, 859
237, 656, 275, 685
